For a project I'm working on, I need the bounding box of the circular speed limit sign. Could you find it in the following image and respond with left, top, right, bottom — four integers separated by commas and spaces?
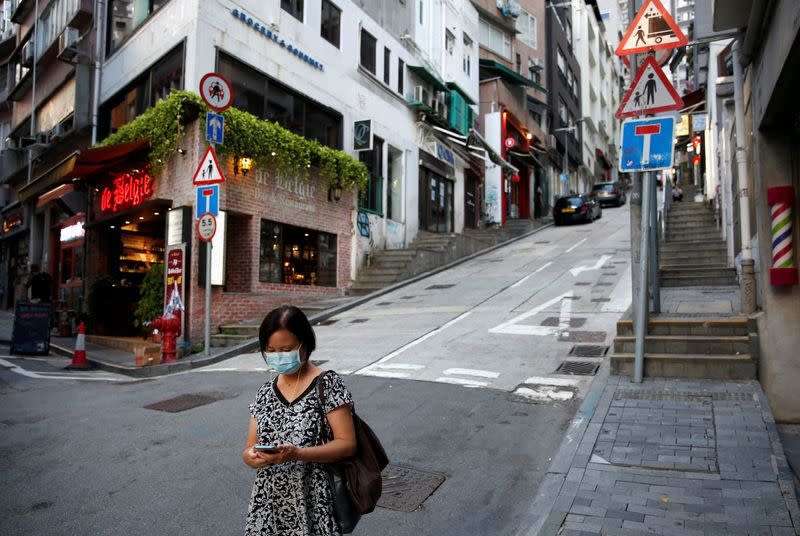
199, 73, 233, 112
196, 212, 217, 242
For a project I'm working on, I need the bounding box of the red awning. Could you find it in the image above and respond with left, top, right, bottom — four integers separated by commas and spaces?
64, 140, 150, 180
595, 148, 612, 169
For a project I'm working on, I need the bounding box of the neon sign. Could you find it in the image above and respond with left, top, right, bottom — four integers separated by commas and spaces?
100, 167, 154, 213
60, 222, 85, 242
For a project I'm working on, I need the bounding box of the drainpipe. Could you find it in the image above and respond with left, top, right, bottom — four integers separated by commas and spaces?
91, 0, 105, 145
731, 38, 756, 314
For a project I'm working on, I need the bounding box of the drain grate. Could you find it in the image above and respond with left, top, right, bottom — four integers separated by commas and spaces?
615, 389, 754, 401
591, 298, 611, 302
559, 331, 606, 343
555, 361, 600, 376
569, 345, 609, 357
349, 318, 369, 324
144, 393, 221, 413
595, 282, 613, 287
315, 319, 338, 326
541, 317, 586, 328
426, 284, 456, 290
400, 295, 416, 300
377, 464, 446, 512
376, 302, 392, 306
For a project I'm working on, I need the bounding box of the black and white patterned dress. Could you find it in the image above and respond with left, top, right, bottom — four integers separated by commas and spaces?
245, 371, 353, 536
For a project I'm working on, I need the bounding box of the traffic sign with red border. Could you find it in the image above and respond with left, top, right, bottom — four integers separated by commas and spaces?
197, 212, 217, 242
199, 73, 233, 112
192, 145, 226, 186
616, 0, 687, 56
616, 55, 683, 118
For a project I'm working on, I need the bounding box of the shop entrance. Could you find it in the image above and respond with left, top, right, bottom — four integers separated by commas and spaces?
508, 156, 530, 220
419, 168, 454, 233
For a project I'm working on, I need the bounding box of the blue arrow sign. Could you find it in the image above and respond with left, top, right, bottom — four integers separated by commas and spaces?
619, 115, 676, 172
196, 184, 219, 219
205, 112, 224, 145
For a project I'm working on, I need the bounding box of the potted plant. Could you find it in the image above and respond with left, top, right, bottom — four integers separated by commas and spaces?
134, 263, 164, 341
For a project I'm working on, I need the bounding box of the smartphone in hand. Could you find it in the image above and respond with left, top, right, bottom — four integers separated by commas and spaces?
254, 444, 280, 454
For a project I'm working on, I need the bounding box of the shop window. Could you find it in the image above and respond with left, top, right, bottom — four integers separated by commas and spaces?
445, 29, 455, 55
517, 11, 537, 49
218, 52, 342, 149
360, 29, 376, 75
383, 47, 391, 85
107, 0, 169, 55
320, 0, 341, 48
259, 220, 337, 286
359, 136, 384, 215
281, 0, 304, 21
463, 33, 472, 76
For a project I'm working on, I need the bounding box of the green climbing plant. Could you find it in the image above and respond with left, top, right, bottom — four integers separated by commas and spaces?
96, 91, 368, 191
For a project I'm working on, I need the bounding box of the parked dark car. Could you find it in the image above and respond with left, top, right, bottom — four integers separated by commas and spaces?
553, 194, 601, 225
591, 182, 627, 206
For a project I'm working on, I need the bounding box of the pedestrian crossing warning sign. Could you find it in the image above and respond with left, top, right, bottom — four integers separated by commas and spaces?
616, 55, 683, 118
615, 0, 687, 56
192, 146, 226, 186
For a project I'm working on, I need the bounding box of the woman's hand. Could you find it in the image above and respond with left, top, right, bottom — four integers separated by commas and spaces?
255, 444, 301, 465
242, 446, 272, 470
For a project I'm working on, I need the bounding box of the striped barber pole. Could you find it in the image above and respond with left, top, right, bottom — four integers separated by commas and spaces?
767, 186, 798, 286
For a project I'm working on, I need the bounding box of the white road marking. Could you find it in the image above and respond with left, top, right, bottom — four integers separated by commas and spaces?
442, 368, 500, 379
488, 291, 574, 336
523, 376, 581, 387
359, 370, 410, 379
601, 264, 634, 312
558, 292, 573, 334
0, 359, 128, 382
565, 238, 587, 253
590, 454, 611, 464
510, 262, 553, 288
435, 377, 488, 388
569, 254, 613, 277
513, 386, 574, 401
376, 363, 425, 371
354, 311, 472, 375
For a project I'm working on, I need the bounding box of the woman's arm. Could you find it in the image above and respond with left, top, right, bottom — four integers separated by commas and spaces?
261, 405, 357, 465
242, 416, 271, 469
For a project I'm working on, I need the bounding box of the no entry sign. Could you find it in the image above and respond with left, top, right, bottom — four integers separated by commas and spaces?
199, 73, 233, 112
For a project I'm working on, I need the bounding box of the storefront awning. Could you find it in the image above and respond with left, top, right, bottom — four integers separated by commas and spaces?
18, 152, 80, 203
429, 125, 518, 175
65, 140, 150, 180
445, 81, 476, 105
408, 65, 447, 91
479, 59, 547, 92
509, 149, 545, 169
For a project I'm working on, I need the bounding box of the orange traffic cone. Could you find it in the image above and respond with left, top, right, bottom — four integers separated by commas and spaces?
68, 322, 89, 369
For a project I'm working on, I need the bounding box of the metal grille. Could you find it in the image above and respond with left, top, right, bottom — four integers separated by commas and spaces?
426, 284, 456, 290
144, 394, 221, 413
615, 390, 755, 402
569, 345, 609, 357
558, 331, 606, 343
541, 317, 586, 328
377, 302, 393, 306
349, 318, 369, 324
377, 464, 446, 512
555, 361, 600, 376
315, 319, 338, 326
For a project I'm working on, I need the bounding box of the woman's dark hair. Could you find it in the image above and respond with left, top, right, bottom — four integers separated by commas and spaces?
259, 305, 316, 360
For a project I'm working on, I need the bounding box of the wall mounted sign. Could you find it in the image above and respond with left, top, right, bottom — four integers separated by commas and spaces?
2, 210, 23, 234
59, 221, 85, 243
99, 167, 154, 214
231, 8, 324, 71
353, 120, 372, 151
436, 143, 456, 168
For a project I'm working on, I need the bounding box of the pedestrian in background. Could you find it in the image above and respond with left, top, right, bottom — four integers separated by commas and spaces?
242, 305, 356, 535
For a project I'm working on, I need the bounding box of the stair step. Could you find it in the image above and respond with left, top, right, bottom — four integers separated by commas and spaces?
352, 273, 403, 284
614, 335, 749, 355
661, 275, 738, 287
210, 333, 253, 347
610, 353, 757, 379
615, 317, 749, 336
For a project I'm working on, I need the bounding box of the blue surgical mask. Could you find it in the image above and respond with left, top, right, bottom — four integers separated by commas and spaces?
262, 344, 303, 374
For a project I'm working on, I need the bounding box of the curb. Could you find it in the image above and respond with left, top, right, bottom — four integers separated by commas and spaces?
54, 222, 553, 378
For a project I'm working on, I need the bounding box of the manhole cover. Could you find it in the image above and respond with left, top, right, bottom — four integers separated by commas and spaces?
590, 298, 611, 302
426, 284, 456, 290
558, 331, 606, 343
144, 394, 221, 413
569, 345, 608, 357
316, 319, 338, 326
540, 317, 586, 328
555, 361, 599, 376
350, 318, 369, 324
535, 241, 550, 244
377, 302, 392, 306
377, 464, 446, 512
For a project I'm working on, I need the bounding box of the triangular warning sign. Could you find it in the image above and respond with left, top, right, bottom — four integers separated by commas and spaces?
192, 146, 225, 186
615, 55, 683, 119
616, 0, 687, 56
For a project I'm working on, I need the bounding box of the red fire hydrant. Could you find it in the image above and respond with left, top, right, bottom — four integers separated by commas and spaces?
151, 314, 181, 363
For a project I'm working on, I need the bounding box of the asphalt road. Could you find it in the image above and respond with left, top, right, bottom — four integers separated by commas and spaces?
0, 203, 632, 536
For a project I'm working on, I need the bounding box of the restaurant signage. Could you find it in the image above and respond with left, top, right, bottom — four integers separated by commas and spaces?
99, 167, 154, 214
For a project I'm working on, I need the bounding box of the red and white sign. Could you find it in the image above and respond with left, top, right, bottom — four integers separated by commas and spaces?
504, 137, 516, 149
192, 146, 225, 186
199, 73, 233, 112
197, 212, 217, 242
165, 247, 184, 310
615, 0, 687, 56
616, 55, 683, 118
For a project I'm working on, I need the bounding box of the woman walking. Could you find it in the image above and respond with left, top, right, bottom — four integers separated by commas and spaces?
243, 305, 356, 535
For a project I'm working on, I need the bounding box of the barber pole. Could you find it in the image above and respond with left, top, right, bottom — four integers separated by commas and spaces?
68, 322, 89, 369
767, 186, 798, 286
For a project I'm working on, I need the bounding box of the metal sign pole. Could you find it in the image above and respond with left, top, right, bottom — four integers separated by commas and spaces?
634, 170, 653, 383
204, 240, 212, 356
650, 167, 661, 314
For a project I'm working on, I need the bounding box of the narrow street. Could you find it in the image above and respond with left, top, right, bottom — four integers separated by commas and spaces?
0, 206, 632, 536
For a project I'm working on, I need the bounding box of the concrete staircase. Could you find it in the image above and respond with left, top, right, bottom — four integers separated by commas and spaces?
610, 316, 757, 379
348, 220, 544, 296
660, 192, 736, 286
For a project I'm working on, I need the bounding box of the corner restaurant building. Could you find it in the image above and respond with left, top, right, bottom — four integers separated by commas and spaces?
68, 117, 355, 343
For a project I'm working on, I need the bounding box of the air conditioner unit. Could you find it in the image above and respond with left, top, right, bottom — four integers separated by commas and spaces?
49, 122, 71, 141
29, 132, 50, 148
433, 92, 448, 119
413, 85, 432, 107
57, 27, 80, 62
21, 41, 34, 68
548, 134, 557, 149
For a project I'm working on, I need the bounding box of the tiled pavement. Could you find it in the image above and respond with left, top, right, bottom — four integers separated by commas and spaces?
525, 371, 800, 536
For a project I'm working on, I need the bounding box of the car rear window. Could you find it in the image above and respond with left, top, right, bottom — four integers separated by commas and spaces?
593, 184, 614, 191
556, 197, 584, 207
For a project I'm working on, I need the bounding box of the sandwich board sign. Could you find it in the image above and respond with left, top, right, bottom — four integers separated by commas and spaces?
616, 55, 683, 118
619, 115, 676, 172
193, 146, 225, 186
616, 0, 687, 56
